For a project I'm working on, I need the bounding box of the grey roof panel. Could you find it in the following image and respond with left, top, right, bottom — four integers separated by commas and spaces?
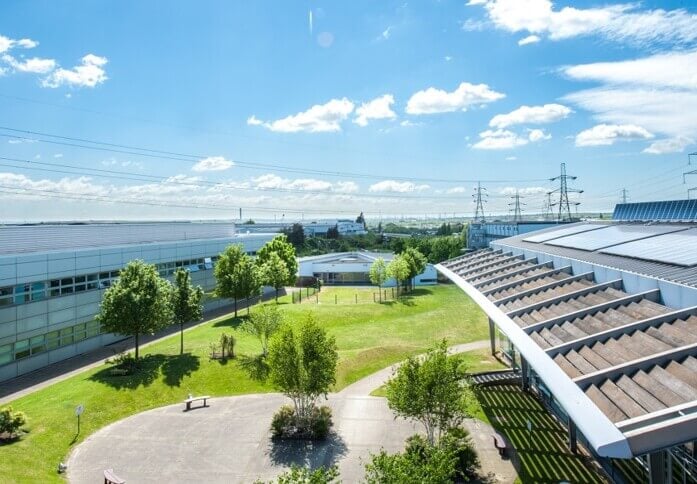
523, 223, 607, 243
546, 225, 686, 251
601, 229, 697, 267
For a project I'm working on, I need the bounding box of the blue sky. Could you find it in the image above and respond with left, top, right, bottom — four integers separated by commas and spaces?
0, 0, 695, 221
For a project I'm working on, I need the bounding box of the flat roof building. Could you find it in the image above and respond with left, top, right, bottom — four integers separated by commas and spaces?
438, 201, 697, 484
0, 222, 276, 383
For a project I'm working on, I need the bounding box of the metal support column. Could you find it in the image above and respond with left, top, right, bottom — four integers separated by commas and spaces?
520, 357, 529, 391
568, 421, 578, 455
488, 318, 496, 356
648, 451, 667, 484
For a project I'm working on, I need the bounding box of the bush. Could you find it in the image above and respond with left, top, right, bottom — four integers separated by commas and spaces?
270, 404, 333, 440
0, 406, 26, 439
256, 464, 340, 483
441, 427, 480, 480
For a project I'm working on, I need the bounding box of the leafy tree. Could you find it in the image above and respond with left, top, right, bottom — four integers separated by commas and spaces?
387, 255, 410, 295
0, 406, 26, 439
257, 464, 340, 484
98, 260, 173, 362
428, 236, 462, 264
356, 211, 366, 229
260, 252, 290, 302
241, 304, 283, 356
256, 234, 298, 285
385, 340, 469, 445
377, 221, 383, 233
401, 247, 427, 291
214, 244, 246, 317
283, 223, 306, 248
172, 268, 204, 355
369, 257, 388, 302
326, 224, 340, 239
234, 254, 263, 315
268, 314, 338, 424
364, 434, 458, 484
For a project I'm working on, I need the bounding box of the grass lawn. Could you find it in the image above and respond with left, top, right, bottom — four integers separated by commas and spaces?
295, 285, 400, 305
472, 385, 608, 484
0, 284, 487, 483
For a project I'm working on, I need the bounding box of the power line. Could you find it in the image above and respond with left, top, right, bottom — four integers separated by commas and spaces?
508, 190, 525, 222
620, 188, 629, 204
472, 182, 487, 222
548, 162, 582, 222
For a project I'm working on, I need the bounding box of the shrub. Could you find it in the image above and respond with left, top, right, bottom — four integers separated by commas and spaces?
270, 404, 333, 440
256, 464, 340, 484
0, 406, 26, 439
441, 427, 480, 480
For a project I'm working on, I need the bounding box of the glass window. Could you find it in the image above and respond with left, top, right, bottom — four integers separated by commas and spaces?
87, 274, 97, 282
87, 282, 99, 290
60, 327, 74, 344
50, 288, 60, 297
0, 343, 12, 365
75, 276, 86, 283
14, 339, 30, 360
30, 335, 45, 355
46, 331, 60, 350
31, 282, 45, 301
61, 278, 73, 286
61, 286, 73, 295
86, 320, 100, 337
0, 286, 12, 306
110, 271, 119, 278
75, 284, 86, 292
50, 279, 60, 288
99, 272, 110, 280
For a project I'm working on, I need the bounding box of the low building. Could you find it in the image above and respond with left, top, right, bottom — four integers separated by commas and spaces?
239, 219, 367, 237
468, 220, 571, 250
438, 204, 697, 483
298, 251, 437, 286
0, 222, 275, 383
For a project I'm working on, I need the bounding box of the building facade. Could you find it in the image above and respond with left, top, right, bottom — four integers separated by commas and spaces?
298, 251, 437, 286
468, 220, 571, 250
0, 222, 275, 383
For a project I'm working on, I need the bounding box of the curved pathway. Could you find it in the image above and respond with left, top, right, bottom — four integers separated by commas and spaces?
68, 340, 516, 483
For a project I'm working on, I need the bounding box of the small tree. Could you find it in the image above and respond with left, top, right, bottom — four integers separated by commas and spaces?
172, 268, 204, 355
385, 340, 468, 445
260, 252, 290, 302
256, 234, 298, 285
214, 244, 245, 317
284, 223, 306, 248
268, 314, 338, 426
233, 253, 262, 315
98, 260, 173, 362
258, 464, 340, 484
0, 406, 26, 439
401, 247, 427, 291
387, 256, 410, 295
369, 257, 388, 302
241, 304, 283, 356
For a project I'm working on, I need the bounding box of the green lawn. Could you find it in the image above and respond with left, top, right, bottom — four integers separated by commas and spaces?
472, 385, 607, 484
0, 284, 487, 483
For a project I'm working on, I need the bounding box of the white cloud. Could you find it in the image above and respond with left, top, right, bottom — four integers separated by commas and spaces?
0, 35, 38, 54
575, 124, 653, 147
251, 173, 357, 193
473, 128, 549, 149
444, 55, 453, 62
0, 172, 108, 197
446, 186, 467, 194
518, 35, 540, 46
643, 138, 693, 155
251, 98, 355, 133
42, 54, 108, 88
527, 128, 551, 142
354, 94, 396, 126
191, 156, 235, 172
406, 82, 505, 115
381, 26, 393, 40
505, 156, 517, 160
246, 115, 263, 126
489, 103, 571, 128
54, 153, 63, 158
469, 0, 697, 45
500, 186, 548, 196
369, 180, 430, 193
335, 181, 359, 193
2, 54, 56, 73
400, 120, 422, 127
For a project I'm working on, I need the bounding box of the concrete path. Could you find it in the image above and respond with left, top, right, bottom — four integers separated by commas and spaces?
68, 339, 517, 483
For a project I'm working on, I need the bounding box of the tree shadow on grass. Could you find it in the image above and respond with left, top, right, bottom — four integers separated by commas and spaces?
212, 314, 246, 329
267, 431, 348, 470
161, 353, 200, 387
238, 354, 270, 381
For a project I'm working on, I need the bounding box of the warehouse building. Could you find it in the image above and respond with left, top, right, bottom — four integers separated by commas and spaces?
438, 200, 697, 484
298, 251, 437, 286
0, 222, 275, 383
467, 220, 570, 250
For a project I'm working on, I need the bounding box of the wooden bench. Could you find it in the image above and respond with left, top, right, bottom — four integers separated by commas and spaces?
184, 395, 210, 411
493, 432, 508, 457
104, 468, 125, 484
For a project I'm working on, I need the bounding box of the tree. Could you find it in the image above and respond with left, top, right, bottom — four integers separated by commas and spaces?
284, 223, 306, 248
233, 255, 263, 315
385, 340, 469, 445
387, 256, 410, 295
268, 314, 338, 425
429, 236, 462, 264
256, 235, 298, 285
401, 247, 427, 291
172, 268, 204, 355
260, 252, 290, 302
369, 257, 388, 302
257, 464, 340, 484
326, 225, 340, 239
241, 304, 283, 356
356, 211, 366, 229
215, 244, 246, 317
98, 260, 173, 362
0, 406, 26, 439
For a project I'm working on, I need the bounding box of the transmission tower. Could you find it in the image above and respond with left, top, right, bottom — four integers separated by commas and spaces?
542, 192, 554, 221
508, 190, 525, 222
548, 163, 583, 222
620, 188, 629, 204
683, 152, 697, 199
472, 182, 488, 222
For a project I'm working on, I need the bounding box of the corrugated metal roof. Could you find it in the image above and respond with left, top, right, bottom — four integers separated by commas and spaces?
0, 222, 240, 255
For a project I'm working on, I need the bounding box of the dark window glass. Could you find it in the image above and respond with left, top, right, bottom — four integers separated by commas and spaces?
75, 284, 86, 292
87, 274, 98, 282
61, 278, 73, 286
50, 280, 60, 288
75, 276, 86, 283
61, 286, 73, 295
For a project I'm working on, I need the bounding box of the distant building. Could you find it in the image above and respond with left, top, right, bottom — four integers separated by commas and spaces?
467, 220, 571, 250
0, 222, 275, 382
298, 251, 437, 286
239, 219, 367, 237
